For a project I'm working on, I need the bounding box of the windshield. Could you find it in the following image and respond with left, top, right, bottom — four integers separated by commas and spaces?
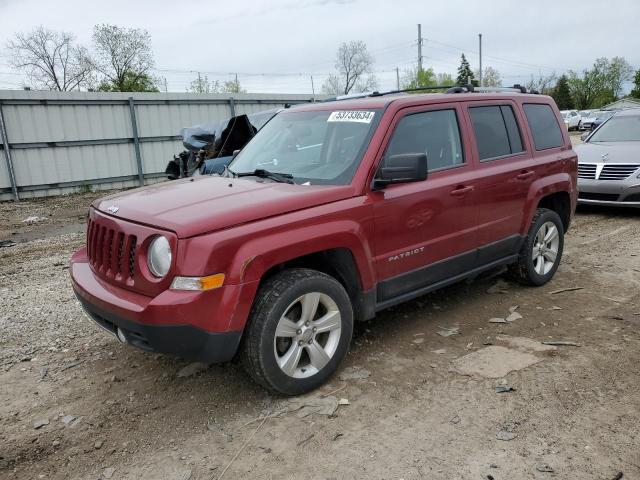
229, 108, 382, 185
579, 111, 591, 117
589, 114, 640, 142
561, 112, 569, 119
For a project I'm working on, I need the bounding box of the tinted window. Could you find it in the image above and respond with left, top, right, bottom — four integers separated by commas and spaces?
523, 104, 564, 150
469, 105, 524, 160
385, 109, 464, 171
501, 106, 524, 153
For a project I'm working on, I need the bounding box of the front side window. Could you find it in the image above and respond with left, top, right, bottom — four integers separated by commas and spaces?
384, 109, 464, 171
523, 103, 564, 150
469, 105, 524, 161
230, 109, 382, 185
589, 114, 640, 142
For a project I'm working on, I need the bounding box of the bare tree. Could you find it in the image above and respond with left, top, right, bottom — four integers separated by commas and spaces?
474, 66, 502, 87
223, 77, 246, 94
92, 24, 155, 92
6, 26, 93, 91
322, 41, 376, 95
525, 72, 557, 94
187, 74, 221, 93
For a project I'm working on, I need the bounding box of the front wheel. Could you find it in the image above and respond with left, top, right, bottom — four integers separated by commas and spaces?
241, 268, 353, 395
509, 208, 564, 286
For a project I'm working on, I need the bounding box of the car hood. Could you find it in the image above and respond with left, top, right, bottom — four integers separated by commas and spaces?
93, 176, 355, 238
574, 142, 640, 164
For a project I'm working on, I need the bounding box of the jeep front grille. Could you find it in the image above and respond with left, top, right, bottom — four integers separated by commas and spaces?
87, 219, 137, 279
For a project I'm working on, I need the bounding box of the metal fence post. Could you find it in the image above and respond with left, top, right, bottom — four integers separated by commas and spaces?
128, 97, 145, 187
0, 103, 19, 201
228, 97, 236, 117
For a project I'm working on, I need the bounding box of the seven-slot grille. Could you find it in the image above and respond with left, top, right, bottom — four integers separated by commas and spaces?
578, 163, 640, 180
87, 218, 137, 279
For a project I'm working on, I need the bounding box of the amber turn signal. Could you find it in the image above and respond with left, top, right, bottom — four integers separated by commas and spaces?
170, 273, 225, 291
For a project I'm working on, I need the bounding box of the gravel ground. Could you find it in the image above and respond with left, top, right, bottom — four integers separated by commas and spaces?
1, 192, 639, 480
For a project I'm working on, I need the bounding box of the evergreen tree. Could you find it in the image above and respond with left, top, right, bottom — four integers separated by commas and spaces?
630, 70, 640, 99
551, 75, 574, 109
456, 54, 475, 86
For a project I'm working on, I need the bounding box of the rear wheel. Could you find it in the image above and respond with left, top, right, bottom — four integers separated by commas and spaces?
241, 268, 353, 395
509, 208, 564, 286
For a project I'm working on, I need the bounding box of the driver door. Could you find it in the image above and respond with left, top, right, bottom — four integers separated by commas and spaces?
370, 103, 480, 304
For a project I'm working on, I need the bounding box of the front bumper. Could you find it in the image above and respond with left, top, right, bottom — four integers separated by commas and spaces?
70, 247, 258, 362
577, 178, 640, 208
75, 293, 242, 362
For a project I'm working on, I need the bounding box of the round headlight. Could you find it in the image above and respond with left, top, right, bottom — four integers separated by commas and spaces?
147, 236, 172, 278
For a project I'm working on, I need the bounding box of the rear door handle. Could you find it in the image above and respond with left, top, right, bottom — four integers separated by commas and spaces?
450, 185, 474, 197
516, 170, 535, 180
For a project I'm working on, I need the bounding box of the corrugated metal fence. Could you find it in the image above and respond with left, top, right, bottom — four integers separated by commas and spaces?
0, 90, 317, 201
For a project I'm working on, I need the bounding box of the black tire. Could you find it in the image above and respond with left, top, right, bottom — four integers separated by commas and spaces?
240, 268, 353, 395
509, 208, 564, 286
577, 120, 582, 131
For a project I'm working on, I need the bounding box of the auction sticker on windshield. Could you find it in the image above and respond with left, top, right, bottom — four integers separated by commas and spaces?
328, 111, 375, 123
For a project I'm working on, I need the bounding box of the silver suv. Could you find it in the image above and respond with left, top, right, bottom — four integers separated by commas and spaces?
575, 109, 640, 207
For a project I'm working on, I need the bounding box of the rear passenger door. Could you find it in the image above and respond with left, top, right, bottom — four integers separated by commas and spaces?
465, 101, 535, 258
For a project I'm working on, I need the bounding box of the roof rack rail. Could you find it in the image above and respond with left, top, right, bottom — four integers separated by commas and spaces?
321, 83, 538, 102
471, 84, 539, 94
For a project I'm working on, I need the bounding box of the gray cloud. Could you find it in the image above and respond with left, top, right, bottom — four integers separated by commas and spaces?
0, 0, 638, 93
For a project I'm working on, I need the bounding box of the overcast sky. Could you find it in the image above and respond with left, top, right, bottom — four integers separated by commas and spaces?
1, 0, 638, 93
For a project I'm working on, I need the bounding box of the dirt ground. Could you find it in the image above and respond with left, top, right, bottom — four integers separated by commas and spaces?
1, 183, 639, 480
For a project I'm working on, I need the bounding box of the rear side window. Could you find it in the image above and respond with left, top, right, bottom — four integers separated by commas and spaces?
523, 104, 564, 150
385, 109, 464, 171
469, 105, 524, 160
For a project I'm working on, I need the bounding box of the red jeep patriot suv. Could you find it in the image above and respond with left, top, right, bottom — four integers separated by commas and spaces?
71, 88, 577, 395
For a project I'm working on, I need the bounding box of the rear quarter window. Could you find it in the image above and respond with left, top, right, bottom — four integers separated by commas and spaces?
523, 103, 564, 150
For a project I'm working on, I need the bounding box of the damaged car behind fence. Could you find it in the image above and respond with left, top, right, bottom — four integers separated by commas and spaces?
165, 108, 281, 180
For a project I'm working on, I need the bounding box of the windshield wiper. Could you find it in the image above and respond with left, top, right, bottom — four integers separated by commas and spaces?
231, 168, 294, 184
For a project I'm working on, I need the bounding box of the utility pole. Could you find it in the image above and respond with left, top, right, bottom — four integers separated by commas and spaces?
396, 67, 400, 90
310, 75, 315, 100
235, 73, 239, 90
417, 24, 423, 72
478, 33, 483, 87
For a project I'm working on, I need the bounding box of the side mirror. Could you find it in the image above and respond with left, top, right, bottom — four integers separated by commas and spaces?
373, 153, 427, 190
580, 132, 589, 142
232, 149, 241, 158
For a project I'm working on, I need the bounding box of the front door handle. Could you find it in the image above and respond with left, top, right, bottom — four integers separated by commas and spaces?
516, 170, 535, 180
450, 185, 474, 197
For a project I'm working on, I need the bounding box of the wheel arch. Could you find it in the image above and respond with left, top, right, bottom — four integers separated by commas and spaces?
523, 174, 573, 234
537, 191, 571, 232
224, 222, 376, 329
258, 248, 375, 323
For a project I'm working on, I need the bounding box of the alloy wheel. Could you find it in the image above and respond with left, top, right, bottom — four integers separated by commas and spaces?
532, 221, 560, 275
273, 292, 342, 378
